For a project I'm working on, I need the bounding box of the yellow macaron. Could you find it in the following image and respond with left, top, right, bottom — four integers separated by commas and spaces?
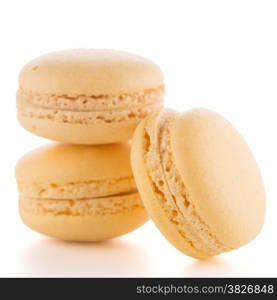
17, 49, 164, 144
131, 108, 265, 259
15, 143, 148, 241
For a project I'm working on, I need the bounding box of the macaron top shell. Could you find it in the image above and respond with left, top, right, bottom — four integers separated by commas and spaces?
15, 143, 133, 184
170, 108, 265, 248
19, 49, 164, 95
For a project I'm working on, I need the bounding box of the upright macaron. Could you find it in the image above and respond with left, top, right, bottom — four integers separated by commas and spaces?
17, 49, 164, 144
15, 143, 148, 241
131, 108, 265, 259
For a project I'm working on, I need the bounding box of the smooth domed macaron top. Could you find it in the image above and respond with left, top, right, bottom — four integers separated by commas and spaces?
15, 143, 133, 184
170, 108, 266, 248
19, 49, 164, 95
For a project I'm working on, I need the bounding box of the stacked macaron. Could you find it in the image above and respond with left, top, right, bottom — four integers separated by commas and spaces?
17, 49, 164, 144
16, 49, 266, 259
15, 144, 148, 241
16, 49, 164, 241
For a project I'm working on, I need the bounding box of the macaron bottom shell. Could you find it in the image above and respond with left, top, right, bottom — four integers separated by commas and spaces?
19, 193, 148, 241
18, 115, 139, 145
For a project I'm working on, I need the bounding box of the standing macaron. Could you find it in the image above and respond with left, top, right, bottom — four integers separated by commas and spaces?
17, 49, 164, 144
15, 143, 148, 241
131, 108, 265, 259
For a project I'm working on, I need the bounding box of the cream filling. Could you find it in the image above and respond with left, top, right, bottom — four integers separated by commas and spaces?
17, 100, 163, 124
17, 176, 136, 199
144, 111, 230, 255
20, 191, 142, 216
17, 86, 164, 111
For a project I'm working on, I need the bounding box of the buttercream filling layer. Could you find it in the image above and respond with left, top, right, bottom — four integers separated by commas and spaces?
144, 111, 230, 255
17, 101, 162, 124
17, 176, 136, 199
17, 86, 164, 110
20, 192, 143, 216
17, 86, 164, 124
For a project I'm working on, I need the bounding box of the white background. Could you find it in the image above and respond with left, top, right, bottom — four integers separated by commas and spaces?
0, 0, 276, 277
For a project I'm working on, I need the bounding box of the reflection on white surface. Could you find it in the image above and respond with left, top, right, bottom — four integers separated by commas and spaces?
20, 238, 150, 277
15, 222, 262, 278
2, 199, 275, 277
186, 257, 239, 277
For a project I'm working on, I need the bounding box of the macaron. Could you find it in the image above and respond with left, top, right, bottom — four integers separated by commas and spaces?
17, 49, 164, 144
131, 108, 265, 259
15, 143, 148, 241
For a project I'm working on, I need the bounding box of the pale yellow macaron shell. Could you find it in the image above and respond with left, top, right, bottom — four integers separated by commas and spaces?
16, 143, 134, 186
171, 109, 265, 249
19, 194, 147, 242
19, 49, 163, 95
131, 108, 265, 259
16, 143, 148, 241
17, 49, 164, 144
131, 116, 209, 259
16, 119, 140, 145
